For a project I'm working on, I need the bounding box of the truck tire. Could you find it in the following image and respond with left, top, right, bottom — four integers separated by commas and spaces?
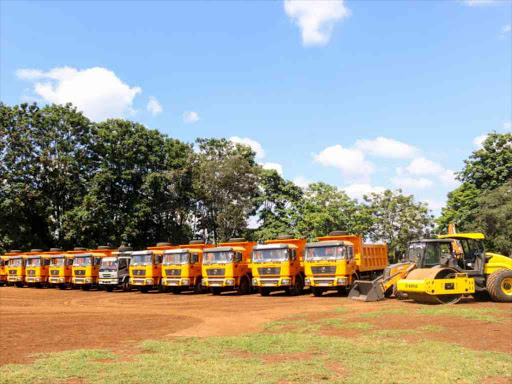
312, 287, 323, 297
193, 278, 204, 294
393, 283, 408, 300
287, 275, 304, 296
237, 276, 250, 295
122, 281, 130, 292
259, 287, 271, 296
106, 286, 113, 292
487, 269, 512, 303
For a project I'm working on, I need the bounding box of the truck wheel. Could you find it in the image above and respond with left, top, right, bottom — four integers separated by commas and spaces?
122, 281, 130, 292
312, 287, 323, 297
259, 287, 271, 296
106, 286, 113, 292
193, 279, 204, 294
212, 288, 221, 295
287, 276, 304, 296
487, 269, 512, 303
237, 276, 250, 295
393, 283, 408, 300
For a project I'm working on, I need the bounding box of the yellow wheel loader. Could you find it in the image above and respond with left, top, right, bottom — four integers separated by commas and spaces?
348, 239, 454, 302
397, 233, 512, 304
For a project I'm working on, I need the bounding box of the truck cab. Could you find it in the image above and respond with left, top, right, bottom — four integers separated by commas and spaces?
72, 246, 114, 290
251, 236, 307, 296
161, 241, 215, 294
304, 231, 388, 297
130, 242, 176, 293
0, 251, 20, 286
99, 247, 132, 292
48, 253, 74, 289
24, 248, 63, 288
202, 238, 256, 295
7, 249, 40, 287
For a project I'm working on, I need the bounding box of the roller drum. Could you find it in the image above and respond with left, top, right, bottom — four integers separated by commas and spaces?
403, 267, 463, 305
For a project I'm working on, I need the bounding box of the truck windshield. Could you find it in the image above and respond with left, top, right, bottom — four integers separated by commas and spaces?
163, 253, 188, 265
51, 257, 64, 266
100, 259, 117, 271
10, 258, 23, 266
26, 258, 41, 267
203, 251, 233, 264
73, 256, 92, 267
406, 243, 425, 264
252, 249, 288, 263
131, 255, 152, 266
305, 246, 345, 261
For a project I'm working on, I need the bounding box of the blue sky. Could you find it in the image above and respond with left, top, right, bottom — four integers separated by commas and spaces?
1, 0, 511, 214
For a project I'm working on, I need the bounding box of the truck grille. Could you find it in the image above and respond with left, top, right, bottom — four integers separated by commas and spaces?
311, 266, 336, 274
258, 267, 280, 275
27, 270, 36, 275
51, 270, 60, 276
165, 269, 181, 276
9, 270, 16, 275
132, 269, 146, 276
102, 274, 112, 278
206, 269, 225, 277
75, 270, 86, 276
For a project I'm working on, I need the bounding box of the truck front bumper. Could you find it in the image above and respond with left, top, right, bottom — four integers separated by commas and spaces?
99, 279, 121, 285
162, 278, 191, 287
305, 277, 348, 287
252, 277, 292, 287
72, 277, 96, 284
49, 277, 71, 284
25, 276, 47, 283
202, 278, 236, 288
8, 276, 23, 282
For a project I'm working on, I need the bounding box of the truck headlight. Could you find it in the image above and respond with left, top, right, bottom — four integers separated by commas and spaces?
59, 278, 65, 282
17, 276, 22, 281
305, 278, 311, 285
225, 279, 234, 285
201, 279, 207, 286
35, 277, 41, 282
146, 279, 153, 284
337, 278, 347, 285
281, 279, 290, 285
181, 279, 190, 285
85, 278, 91, 283
252, 279, 258, 285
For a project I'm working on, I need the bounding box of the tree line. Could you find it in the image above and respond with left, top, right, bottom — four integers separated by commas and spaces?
1, 103, 510, 257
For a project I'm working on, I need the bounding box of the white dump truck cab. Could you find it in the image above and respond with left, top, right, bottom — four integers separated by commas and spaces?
98, 247, 132, 292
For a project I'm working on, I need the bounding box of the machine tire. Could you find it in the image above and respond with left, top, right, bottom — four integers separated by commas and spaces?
212, 288, 221, 295
384, 286, 393, 298
487, 269, 512, 303
237, 276, 250, 295
393, 283, 408, 300
259, 287, 271, 296
288, 276, 304, 296
312, 287, 323, 297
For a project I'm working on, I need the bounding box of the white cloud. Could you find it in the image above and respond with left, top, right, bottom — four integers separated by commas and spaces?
439, 169, 459, 188
355, 137, 419, 159
504, 121, 512, 131
406, 157, 444, 175
262, 162, 283, 176
283, 0, 350, 46
462, 0, 497, 6
313, 145, 374, 175
294, 176, 313, 188
502, 24, 511, 33
391, 176, 434, 190
183, 111, 200, 124
424, 199, 446, 211
343, 184, 386, 200
17, 66, 141, 121
473, 134, 488, 149
146, 96, 162, 116
229, 136, 265, 159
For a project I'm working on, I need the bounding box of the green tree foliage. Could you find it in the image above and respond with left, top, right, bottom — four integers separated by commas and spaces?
293, 183, 373, 241
364, 189, 435, 261
252, 169, 303, 240
192, 138, 261, 243
473, 181, 512, 256
437, 183, 480, 233
0, 102, 95, 251
62, 119, 194, 249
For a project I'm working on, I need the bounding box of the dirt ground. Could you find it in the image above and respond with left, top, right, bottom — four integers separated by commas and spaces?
0, 286, 510, 365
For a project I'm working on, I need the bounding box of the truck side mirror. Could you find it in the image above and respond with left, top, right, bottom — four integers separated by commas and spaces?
235, 253, 242, 263
191, 254, 198, 264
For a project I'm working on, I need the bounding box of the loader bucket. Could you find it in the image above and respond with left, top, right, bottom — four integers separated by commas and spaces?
348, 279, 385, 302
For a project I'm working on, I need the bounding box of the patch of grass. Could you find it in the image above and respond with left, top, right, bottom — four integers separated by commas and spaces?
358, 308, 408, 318
328, 307, 350, 314
416, 306, 504, 323
374, 329, 417, 337
418, 325, 446, 332
2, 332, 511, 384
319, 318, 375, 330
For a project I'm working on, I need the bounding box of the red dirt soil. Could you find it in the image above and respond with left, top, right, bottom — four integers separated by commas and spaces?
0, 287, 510, 365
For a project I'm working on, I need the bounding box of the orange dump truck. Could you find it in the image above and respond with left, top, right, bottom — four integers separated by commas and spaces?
1, 250, 22, 286
161, 240, 215, 294
7, 249, 41, 287
24, 248, 64, 288
130, 242, 176, 293
202, 238, 256, 295
72, 246, 115, 290
48, 252, 75, 289
304, 231, 388, 297
251, 236, 307, 296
